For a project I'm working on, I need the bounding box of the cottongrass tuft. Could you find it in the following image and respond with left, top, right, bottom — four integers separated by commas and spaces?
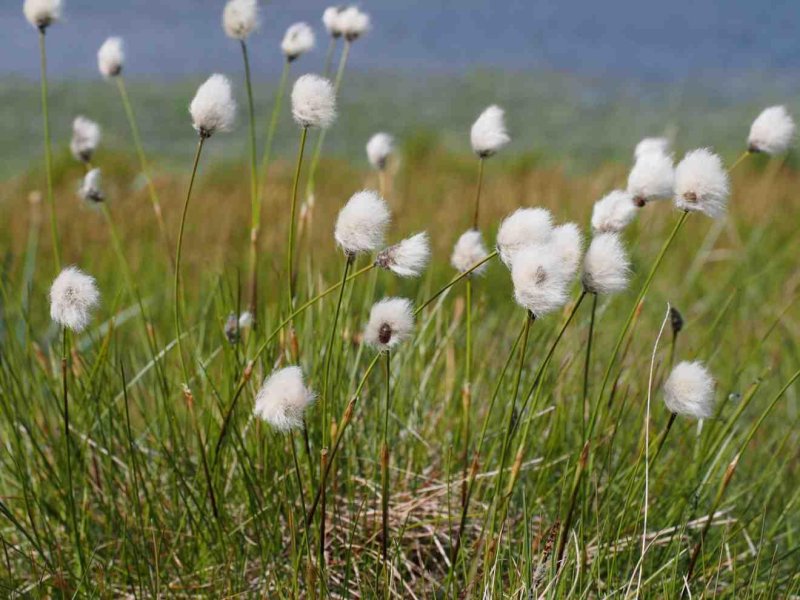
50, 266, 100, 332
674, 148, 730, 218
375, 232, 430, 278
451, 229, 489, 275
222, 0, 259, 40
322, 6, 344, 38
364, 297, 415, 352
366, 132, 395, 170
747, 105, 796, 155
97, 37, 124, 78
591, 190, 637, 233
254, 366, 315, 432
634, 136, 670, 160
471, 105, 510, 158
24, 0, 62, 30
79, 168, 104, 203
511, 245, 571, 317
338, 6, 370, 41
627, 150, 674, 206
334, 190, 391, 256
582, 232, 630, 295
70, 116, 101, 164
663, 361, 716, 419
291, 74, 337, 129
282, 22, 316, 62
551, 222, 583, 277
189, 74, 236, 137
496, 207, 553, 268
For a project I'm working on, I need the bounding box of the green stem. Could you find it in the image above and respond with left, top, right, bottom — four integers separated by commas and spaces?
381, 350, 392, 562
240, 40, 260, 316
115, 76, 173, 266
38, 29, 60, 271
174, 136, 206, 383
322, 254, 354, 448
461, 276, 473, 510
472, 158, 485, 229
322, 37, 337, 78
414, 251, 498, 315
486, 312, 533, 553
259, 59, 290, 188
62, 328, 85, 576
582, 293, 598, 440
586, 211, 689, 441
287, 127, 309, 309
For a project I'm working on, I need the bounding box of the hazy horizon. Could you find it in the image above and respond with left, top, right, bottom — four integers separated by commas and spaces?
2, 0, 799, 82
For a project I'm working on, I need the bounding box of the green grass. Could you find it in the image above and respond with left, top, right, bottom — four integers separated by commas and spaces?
0, 80, 799, 597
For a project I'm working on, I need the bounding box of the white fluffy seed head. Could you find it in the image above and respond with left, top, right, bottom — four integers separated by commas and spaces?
254, 366, 315, 432
70, 116, 101, 163
291, 74, 337, 129
189, 74, 236, 137
748, 105, 796, 155
222, 0, 259, 40
79, 168, 104, 203
496, 207, 553, 268
97, 37, 124, 78
375, 232, 430, 278
24, 0, 62, 29
550, 222, 583, 279
634, 137, 671, 160
282, 22, 315, 61
664, 361, 716, 419
591, 190, 637, 233
451, 229, 489, 275
470, 105, 510, 158
49, 266, 100, 332
337, 6, 370, 41
511, 245, 571, 317
366, 132, 394, 170
582, 233, 630, 295
364, 297, 414, 352
674, 148, 729, 218
238, 311, 253, 329
627, 151, 675, 205
322, 6, 344, 38
334, 190, 391, 256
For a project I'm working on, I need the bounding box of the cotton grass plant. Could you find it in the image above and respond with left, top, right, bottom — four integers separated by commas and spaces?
4, 6, 800, 597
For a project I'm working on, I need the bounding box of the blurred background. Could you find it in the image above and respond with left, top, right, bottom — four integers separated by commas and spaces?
1, 0, 799, 177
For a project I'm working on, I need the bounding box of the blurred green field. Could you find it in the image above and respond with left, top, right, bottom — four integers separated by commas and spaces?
1, 72, 799, 596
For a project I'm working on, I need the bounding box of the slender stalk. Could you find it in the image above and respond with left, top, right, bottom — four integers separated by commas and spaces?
174, 136, 206, 383
415, 251, 498, 315
582, 293, 598, 439
471, 158, 485, 229
319, 448, 329, 578
728, 150, 750, 172
289, 430, 308, 534
38, 28, 60, 271
115, 76, 173, 265
380, 350, 392, 562
586, 211, 689, 440
322, 255, 354, 448
259, 59, 290, 188
448, 320, 527, 579
240, 40, 261, 317
485, 312, 533, 557
287, 127, 309, 308
460, 276, 473, 510
62, 328, 85, 576
322, 37, 337, 78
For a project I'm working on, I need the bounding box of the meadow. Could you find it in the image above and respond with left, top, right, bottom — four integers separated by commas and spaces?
2, 1, 800, 598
